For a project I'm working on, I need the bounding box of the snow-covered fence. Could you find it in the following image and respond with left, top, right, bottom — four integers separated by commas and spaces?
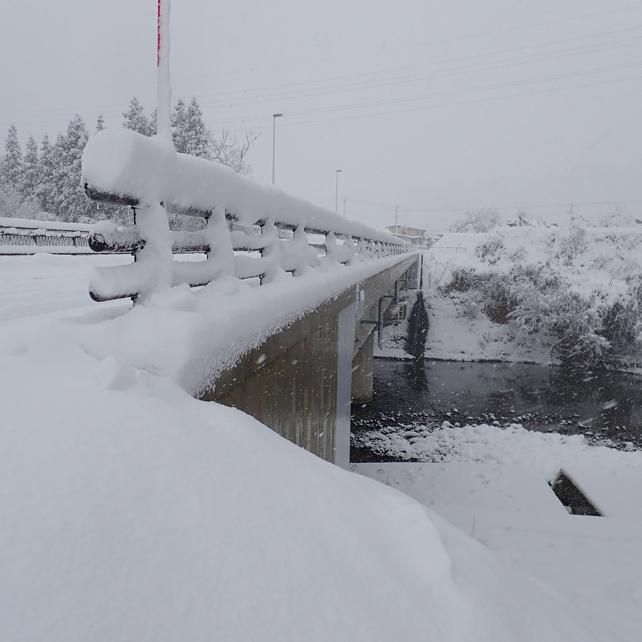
81, 129, 409, 302
0, 217, 91, 254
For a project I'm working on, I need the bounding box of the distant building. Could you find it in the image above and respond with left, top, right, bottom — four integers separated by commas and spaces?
386, 224, 428, 247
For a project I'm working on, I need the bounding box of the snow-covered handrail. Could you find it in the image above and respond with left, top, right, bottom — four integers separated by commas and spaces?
81, 128, 410, 302
0, 218, 90, 251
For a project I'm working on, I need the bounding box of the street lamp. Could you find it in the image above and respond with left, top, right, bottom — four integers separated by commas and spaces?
272, 113, 283, 185
335, 169, 343, 213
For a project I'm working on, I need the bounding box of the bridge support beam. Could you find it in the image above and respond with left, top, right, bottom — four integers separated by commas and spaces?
351, 333, 374, 404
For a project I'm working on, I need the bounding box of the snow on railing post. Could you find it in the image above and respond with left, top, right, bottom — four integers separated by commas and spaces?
260, 219, 285, 284
133, 202, 172, 301
291, 224, 309, 277
206, 210, 235, 276
325, 231, 340, 264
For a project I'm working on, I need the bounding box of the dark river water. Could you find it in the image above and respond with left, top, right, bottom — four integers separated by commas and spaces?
351, 358, 642, 461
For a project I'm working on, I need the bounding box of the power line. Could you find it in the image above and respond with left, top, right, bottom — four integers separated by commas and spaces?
192, 25, 642, 108
175, 2, 642, 85
7, 22, 642, 126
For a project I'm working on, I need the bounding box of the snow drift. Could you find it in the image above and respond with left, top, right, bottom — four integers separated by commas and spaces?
0, 340, 608, 642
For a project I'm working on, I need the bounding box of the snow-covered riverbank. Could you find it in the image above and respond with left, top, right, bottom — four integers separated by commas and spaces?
380, 224, 642, 369
355, 421, 642, 641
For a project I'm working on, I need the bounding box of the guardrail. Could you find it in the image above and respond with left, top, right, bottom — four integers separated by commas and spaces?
0, 217, 91, 254
81, 129, 411, 303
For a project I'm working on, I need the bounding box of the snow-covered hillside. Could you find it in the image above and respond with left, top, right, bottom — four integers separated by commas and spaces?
383, 225, 642, 368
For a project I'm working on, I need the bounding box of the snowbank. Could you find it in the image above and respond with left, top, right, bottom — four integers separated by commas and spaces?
0, 252, 612, 640
0, 339, 607, 641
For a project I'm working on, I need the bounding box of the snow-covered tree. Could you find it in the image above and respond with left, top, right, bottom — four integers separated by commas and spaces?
1, 125, 23, 190
0, 184, 22, 217
171, 98, 189, 152
451, 209, 502, 233
54, 115, 90, 222
20, 136, 39, 200
123, 97, 154, 136
35, 135, 56, 214
210, 129, 258, 175
96, 114, 105, 132
181, 98, 211, 158
170, 96, 257, 172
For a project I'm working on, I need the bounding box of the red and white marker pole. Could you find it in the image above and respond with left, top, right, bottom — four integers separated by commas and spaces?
156, 0, 172, 142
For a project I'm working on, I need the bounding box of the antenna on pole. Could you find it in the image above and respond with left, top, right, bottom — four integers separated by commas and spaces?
156, 0, 173, 143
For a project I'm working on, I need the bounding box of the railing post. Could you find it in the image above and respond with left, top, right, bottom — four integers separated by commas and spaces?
260, 218, 285, 284
133, 201, 173, 301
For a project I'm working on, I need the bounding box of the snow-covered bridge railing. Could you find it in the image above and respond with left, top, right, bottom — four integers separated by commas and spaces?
0, 217, 91, 254
81, 129, 409, 302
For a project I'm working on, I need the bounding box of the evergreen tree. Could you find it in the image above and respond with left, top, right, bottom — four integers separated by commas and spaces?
96, 114, 105, 132
171, 99, 189, 152
20, 136, 40, 202
182, 98, 211, 158
1, 125, 23, 189
55, 115, 90, 222
149, 109, 157, 136
123, 97, 153, 136
35, 135, 56, 214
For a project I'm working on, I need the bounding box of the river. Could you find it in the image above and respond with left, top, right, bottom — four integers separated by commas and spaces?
351, 358, 642, 461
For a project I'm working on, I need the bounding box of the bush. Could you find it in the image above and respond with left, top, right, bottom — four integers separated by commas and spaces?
442, 268, 479, 293
475, 235, 505, 265
555, 226, 587, 265
450, 208, 502, 233
481, 273, 517, 324
546, 292, 608, 369
599, 299, 642, 367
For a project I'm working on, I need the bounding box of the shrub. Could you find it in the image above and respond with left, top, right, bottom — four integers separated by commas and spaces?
475, 235, 505, 265
599, 298, 642, 367
546, 292, 608, 369
556, 226, 587, 265
442, 268, 479, 293
450, 208, 502, 233
481, 273, 517, 324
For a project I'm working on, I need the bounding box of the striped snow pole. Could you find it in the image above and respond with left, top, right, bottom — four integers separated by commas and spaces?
156, 0, 172, 142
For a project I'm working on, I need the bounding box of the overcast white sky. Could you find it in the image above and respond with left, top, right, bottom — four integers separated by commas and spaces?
2, 0, 642, 231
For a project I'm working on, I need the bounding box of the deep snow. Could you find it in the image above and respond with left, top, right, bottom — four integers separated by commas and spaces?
355, 421, 642, 640
0, 253, 612, 641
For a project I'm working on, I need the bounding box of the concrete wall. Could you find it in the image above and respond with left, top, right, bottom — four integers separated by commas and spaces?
197, 255, 418, 462
351, 333, 374, 404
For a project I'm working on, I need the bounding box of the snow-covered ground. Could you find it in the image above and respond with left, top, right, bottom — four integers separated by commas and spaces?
355, 422, 642, 641
0, 252, 620, 641
0, 254, 129, 322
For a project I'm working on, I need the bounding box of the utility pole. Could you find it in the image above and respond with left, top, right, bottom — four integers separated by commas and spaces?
394, 204, 399, 235
343, 197, 347, 217
272, 113, 283, 185
335, 169, 343, 213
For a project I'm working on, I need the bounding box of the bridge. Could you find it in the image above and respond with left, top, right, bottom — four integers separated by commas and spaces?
0, 0, 419, 468
77, 127, 417, 465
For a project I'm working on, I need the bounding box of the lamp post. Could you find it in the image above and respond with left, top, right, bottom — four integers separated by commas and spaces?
272, 113, 283, 185
335, 169, 343, 213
